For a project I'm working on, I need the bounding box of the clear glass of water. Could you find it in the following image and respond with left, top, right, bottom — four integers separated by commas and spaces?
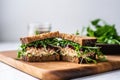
28, 23, 51, 36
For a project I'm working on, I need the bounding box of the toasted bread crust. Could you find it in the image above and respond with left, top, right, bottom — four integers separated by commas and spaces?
22, 54, 96, 63
20, 31, 96, 46
59, 33, 96, 46
20, 31, 59, 44
22, 54, 60, 62
62, 53, 96, 63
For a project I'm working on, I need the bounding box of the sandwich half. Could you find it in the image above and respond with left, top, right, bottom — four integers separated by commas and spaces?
18, 31, 105, 63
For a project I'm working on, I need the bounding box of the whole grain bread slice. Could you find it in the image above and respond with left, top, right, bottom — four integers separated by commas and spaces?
20, 31, 59, 44
59, 33, 97, 46
62, 55, 96, 63
20, 31, 97, 46
22, 54, 60, 62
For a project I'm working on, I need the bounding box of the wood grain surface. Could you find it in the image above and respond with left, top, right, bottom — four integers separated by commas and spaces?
0, 50, 120, 80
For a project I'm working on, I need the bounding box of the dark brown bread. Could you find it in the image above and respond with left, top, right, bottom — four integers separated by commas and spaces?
62, 54, 96, 63
20, 31, 59, 44
20, 31, 96, 46
22, 53, 96, 63
22, 54, 60, 62
59, 33, 97, 46
62, 56, 80, 63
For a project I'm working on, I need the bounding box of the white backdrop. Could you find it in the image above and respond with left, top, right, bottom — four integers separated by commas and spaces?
0, 0, 120, 42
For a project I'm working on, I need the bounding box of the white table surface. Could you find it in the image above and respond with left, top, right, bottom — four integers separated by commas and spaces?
0, 42, 120, 80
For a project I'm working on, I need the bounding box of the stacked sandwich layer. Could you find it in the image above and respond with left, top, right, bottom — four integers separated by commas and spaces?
18, 31, 105, 63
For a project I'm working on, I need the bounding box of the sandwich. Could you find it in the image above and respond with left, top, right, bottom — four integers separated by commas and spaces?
18, 31, 105, 63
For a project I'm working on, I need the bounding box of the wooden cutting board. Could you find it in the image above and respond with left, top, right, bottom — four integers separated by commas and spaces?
0, 50, 120, 80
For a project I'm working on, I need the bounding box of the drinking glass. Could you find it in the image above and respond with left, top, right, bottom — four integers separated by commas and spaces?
28, 23, 51, 36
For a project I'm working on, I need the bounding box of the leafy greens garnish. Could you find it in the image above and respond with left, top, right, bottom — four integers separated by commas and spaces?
86, 19, 120, 44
